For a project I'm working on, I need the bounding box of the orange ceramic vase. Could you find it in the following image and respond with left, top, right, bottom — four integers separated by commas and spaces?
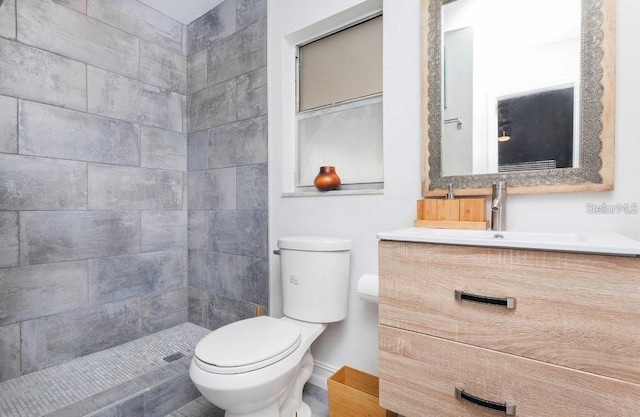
314, 166, 341, 191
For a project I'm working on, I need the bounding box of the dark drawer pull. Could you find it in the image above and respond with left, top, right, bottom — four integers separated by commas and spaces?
455, 290, 516, 309
455, 387, 516, 415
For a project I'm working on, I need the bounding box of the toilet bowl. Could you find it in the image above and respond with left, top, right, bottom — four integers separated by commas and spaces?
190, 316, 326, 417
189, 236, 351, 417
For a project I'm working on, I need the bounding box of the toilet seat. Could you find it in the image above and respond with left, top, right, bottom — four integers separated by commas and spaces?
194, 316, 301, 375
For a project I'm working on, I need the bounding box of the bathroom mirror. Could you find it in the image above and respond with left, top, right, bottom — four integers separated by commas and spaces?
422, 0, 616, 196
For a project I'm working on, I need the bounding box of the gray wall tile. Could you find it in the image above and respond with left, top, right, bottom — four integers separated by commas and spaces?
0, 323, 22, 382
135, 359, 187, 388
18, 0, 140, 78
202, 211, 267, 258
0, 0, 226, 379
187, 210, 209, 251
0, 323, 20, 382
88, 250, 183, 305
188, 80, 236, 133
141, 287, 188, 334
89, 68, 184, 133
187, 287, 209, 328
173, 0, 271, 349
236, 163, 267, 210
143, 373, 200, 417
0, 212, 18, 268
141, 126, 187, 171
53, 0, 87, 13
188, 250, 236, 297
237, 66, 267, 120
237, 256, 268, 306
0, 154, 87, 210
87, 66, 139, 123
236, 0, 266, 31
49, 382, 145, 417
187, 130, 209, 172
182, 248, 188, 287
187, 49, 208, 95
20, 100, 140, 166
91, 396, 144, 417
89, 164, 182, 210
0, 261, 88, 325
208, 294, 256, 330
21, 298, 142, 373
141, 211, 187, 253
187, 168, 236, 210
207, 19, 266, 86
186, 0, 236, 55
209, 115, 267, 168
182, 95, 188, 134
140, 40, 186, 94
0, 95, 17, 154
0, 0, 16, 40
169, 396, 222, 417
20, 211, 140, 265
87, 0, 183, 55
182, 172, 188, 215
182, 24, 188, 57
0, 38, 86, 111
138, 83, 185, 132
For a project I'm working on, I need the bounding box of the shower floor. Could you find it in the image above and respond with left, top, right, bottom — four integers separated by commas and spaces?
0, 323, 210, 417
0, 322, 330, 417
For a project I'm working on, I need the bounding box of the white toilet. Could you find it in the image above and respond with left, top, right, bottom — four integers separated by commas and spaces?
189, 236, 351, 417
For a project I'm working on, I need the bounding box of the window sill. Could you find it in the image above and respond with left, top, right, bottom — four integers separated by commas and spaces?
282, 189, 384, 198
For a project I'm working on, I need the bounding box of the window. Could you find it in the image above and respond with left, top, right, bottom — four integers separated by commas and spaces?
295, 15, 383, 191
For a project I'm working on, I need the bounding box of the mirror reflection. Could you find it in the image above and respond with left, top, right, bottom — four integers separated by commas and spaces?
441, 0, 581, 177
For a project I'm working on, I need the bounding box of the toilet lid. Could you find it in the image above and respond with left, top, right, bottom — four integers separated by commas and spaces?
195, 316, 301, 372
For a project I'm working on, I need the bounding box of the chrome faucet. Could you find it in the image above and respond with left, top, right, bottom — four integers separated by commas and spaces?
491, 181, 507, 231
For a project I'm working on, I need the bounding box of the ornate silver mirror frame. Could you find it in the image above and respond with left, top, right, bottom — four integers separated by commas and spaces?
422, 0, 616, 196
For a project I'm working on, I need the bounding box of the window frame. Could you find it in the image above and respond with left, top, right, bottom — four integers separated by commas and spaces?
293, 13, 384, 194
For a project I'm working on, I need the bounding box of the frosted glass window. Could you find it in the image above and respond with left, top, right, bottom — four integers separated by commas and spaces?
298, 16, 382, 111
297, 96, 383, 186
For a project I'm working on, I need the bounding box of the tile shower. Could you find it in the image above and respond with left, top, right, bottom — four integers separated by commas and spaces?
0, 0, 269, 414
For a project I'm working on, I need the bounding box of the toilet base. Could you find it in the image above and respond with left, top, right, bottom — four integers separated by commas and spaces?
294, 402, 311, 417
224, 400, 311, 417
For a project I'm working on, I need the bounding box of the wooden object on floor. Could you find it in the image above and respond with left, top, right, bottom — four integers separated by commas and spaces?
327, 366, 397, 417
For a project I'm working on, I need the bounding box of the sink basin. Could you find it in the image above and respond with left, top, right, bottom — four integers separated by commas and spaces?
377, 227, 640, 256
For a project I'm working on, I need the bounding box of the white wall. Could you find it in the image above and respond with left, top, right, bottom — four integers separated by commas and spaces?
268, 0, 640, 387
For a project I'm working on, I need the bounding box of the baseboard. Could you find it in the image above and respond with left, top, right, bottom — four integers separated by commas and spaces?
308, 360, 338, 390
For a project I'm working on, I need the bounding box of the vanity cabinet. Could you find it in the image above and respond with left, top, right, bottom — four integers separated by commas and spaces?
378, 240, 640, 417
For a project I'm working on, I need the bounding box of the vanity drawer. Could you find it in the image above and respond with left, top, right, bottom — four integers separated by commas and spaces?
379, 326, 640, 417
378, 240, 640, 384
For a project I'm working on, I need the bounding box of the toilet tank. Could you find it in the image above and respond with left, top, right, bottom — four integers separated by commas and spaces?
278, 236, 351, 323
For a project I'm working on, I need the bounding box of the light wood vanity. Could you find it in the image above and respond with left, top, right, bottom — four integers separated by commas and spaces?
378, 239, 640, 416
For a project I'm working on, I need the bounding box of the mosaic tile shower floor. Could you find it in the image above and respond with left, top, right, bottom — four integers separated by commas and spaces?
0, 322, 329, 416
0, 323, 207, 416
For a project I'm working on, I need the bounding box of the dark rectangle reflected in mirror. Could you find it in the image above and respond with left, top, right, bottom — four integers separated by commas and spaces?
498, 87, 575, 173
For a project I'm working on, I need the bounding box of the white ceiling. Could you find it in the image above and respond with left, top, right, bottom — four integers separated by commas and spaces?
138, 0, 226, 24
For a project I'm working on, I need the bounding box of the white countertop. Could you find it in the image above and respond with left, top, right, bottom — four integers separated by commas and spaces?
377, 228, 640, 256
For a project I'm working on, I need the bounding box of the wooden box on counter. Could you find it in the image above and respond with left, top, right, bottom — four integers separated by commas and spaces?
415, 198, 487, 230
